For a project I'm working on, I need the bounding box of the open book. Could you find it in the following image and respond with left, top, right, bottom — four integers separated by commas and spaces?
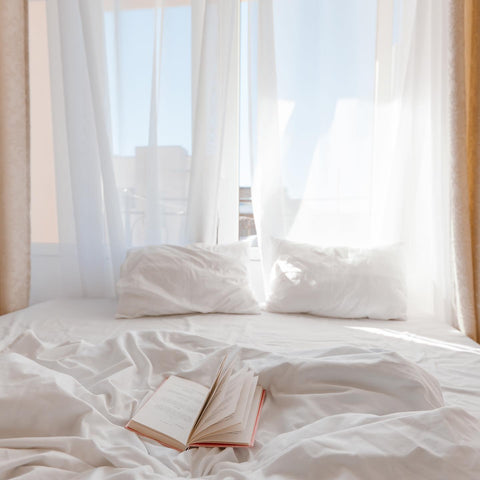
126, 354, 266, 451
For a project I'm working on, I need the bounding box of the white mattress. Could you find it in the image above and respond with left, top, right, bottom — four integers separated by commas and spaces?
1, 299, 480, 479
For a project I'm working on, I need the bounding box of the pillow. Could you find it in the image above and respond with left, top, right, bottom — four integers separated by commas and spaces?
264, 238, 406, 320
116, 241, 260, 318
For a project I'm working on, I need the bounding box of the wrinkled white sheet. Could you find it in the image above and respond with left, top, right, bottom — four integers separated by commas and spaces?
1, 299, 480, 479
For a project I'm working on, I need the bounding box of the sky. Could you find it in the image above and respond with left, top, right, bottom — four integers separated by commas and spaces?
104, 0, 378, 194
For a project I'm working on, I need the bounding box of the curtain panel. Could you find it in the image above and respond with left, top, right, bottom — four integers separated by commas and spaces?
0, 0, 30, 314
450, 0, 480, 341
36, 0, 239, 300
250, 0, 453, 324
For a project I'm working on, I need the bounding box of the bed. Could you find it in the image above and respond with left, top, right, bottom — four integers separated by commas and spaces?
1, 298, 480, 479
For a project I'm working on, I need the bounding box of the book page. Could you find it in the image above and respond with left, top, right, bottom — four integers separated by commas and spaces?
195, 368, 249, 432
192, 374, 257, 441
131, 376, 209, 446
191, 386, 265, 446
213, 374, 257, 435
191, 353, 236, 433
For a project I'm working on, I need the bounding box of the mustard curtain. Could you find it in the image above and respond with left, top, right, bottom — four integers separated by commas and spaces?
451, 0, 480, 341
0, 0, 30, 314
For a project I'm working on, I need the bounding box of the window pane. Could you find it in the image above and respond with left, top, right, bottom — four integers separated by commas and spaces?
240, 0, 377, 244
104, 4, 192, 246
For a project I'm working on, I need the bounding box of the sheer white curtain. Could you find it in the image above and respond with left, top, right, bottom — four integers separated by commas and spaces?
35, 0, 239, 300
250, 0, 453, 322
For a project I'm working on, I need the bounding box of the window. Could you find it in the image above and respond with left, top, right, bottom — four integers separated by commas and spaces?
237, 0, 377, 244
30, 0, 377, 246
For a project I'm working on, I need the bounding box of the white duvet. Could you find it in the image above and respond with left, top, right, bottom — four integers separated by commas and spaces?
1, 324, 480, 479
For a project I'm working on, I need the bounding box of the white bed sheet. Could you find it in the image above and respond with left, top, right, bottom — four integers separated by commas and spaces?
1, 299, 480, 479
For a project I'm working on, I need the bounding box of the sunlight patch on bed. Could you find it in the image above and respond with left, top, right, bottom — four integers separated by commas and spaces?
346, 326, 480, 354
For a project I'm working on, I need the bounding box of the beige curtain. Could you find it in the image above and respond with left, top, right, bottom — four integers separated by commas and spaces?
0, 0, 30, 314
450, 0, 480, 342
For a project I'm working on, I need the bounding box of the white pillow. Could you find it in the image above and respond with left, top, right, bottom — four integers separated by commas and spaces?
265, 238, 406, 320
116, 242, 260, 318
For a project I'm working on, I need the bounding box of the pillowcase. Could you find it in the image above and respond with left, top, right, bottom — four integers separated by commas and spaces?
116, 241, 260, 318
264, 238, 406, 320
